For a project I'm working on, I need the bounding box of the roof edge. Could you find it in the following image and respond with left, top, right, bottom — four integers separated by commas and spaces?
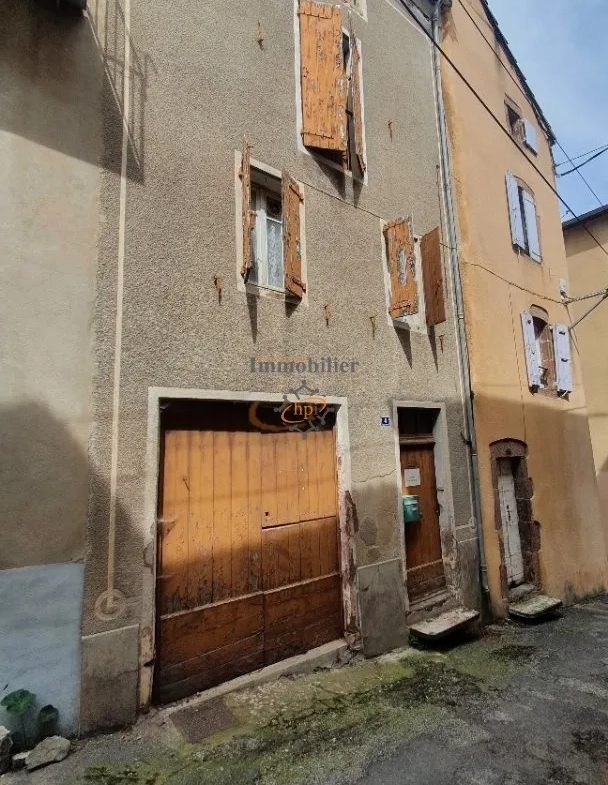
563, 204, 608, 231
478, 0, 556, 146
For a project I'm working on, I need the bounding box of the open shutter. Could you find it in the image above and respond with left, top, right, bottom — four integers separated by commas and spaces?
521, 311, 541, 389
522, 119, 538, 154
384, 217, 418, 318
420, 226, 446, 326
553, 324, 572, 394
506, 172, 524, 250
282, 171, 306, 299
349, 20, 366, 173
521, 190, 541, 262
299, 1, 347, 153
240, 137, 255, 279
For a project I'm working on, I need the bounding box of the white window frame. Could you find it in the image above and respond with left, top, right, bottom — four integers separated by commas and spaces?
340, 0, 367, 21
234, 151, 308, 305
250, 185, 284, 292
293, 1, 368, 184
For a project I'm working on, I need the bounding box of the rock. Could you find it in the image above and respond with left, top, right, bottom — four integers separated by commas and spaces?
12, 751, 28, 771
0, 726, 12, 774
26, 736, 70, 770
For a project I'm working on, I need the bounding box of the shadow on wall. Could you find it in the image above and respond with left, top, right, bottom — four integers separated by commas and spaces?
0, 401, 137, 736
0, 0, 152, 182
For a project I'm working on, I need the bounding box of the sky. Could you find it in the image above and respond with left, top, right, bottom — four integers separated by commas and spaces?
488, 0, 608, 220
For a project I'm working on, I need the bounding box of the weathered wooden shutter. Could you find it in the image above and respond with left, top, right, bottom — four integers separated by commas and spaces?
552, 324, 572, 394
384, 217, 418, 318
299, 0, 347, 153
522, 119, 538, 154
521, 311, 541, 388
420, 226, 446, 326
282, 171, 306, 298
349, 20, 366, 173
240, 137, 255, 279
506, 172, 525, 250
521, 190, 541, 262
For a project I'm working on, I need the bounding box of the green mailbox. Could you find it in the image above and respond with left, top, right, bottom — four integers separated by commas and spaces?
402, 494, 421, 524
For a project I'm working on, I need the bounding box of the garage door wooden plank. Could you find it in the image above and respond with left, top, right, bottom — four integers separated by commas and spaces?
158, 632, 264, 703
318, 515, 339, 576
187, 430, 213, 608
231, 431, 250, 598
212, 431, 232, 602
316, 429, 337, 518
159, 429, 190, 615
306, 431, 321, 520
296, 432, 311, 521
264, 574, 341, 632
264, 613, 343, 666
247, 431, 262, 594
262, 525, 292, 591
159, 593, 264, 665
261, 433, 278, 526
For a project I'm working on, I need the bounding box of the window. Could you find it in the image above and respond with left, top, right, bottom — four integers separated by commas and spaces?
531, 309, 555, 390
505, 98, 538, 154
506, 173, 541, 262
521, 309, 572, 395
383, 217, 446, 330
340, 0, 366, 18
238, 139, 306, 300
298, 0, 366, 176
250, 182, 284, 290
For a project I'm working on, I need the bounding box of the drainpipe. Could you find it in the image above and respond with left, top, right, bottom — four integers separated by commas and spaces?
431, 0, 489, 595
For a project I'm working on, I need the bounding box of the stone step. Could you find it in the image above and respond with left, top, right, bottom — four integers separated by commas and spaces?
508, 593, 562, 620
409, 607, 480, 641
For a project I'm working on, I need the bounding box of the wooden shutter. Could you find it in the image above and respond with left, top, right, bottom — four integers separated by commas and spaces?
299, 1, 347, 153
240, 137, 255, 279
506, 172, 525, 250
349, 20, 366, 173
282, 171, 306, 299
552, 324, 572, 394
384, 217, 418, 318
420, 226, 446, 326
521, 190, 541, 262
522, 119, 538, 154
521, 311, 541, 388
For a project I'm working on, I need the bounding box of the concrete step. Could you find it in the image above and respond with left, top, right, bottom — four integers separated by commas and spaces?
509, 593, 562, 620
409, 607, 480, 641
508, 583, 536, 603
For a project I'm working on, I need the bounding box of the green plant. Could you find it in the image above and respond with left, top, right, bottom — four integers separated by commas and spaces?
1, 689, 35, 747
37, 704, 59, 740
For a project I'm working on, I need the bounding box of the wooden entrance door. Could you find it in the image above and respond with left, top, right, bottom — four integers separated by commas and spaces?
155, 405, 342, 704
497, 458, 524, 586
400, 441, 446, 601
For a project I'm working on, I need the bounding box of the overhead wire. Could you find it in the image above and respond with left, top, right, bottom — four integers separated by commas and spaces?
455, 0, 605, 209
394, 0, 608, 264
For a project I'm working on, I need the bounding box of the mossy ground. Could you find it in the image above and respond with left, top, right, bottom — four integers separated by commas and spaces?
76, 624, 541, 785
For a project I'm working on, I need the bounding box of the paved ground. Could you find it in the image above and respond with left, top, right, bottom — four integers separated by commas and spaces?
3, 597, 608, 785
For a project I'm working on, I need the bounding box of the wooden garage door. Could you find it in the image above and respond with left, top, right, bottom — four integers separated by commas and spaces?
154, 410, 342, 704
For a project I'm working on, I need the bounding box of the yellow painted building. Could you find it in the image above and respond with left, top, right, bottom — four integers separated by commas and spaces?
564, 206, 608, 530
437, 0, 608, 613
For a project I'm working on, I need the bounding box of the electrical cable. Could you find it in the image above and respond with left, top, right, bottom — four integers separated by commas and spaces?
455, 0, 605, 209
395, 0, 608, 263
555, 143, 608, 167
558, 145, 608, 177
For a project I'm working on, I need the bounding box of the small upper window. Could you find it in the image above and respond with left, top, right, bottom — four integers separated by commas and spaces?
298, 1, 366, 176
505, 98, 538, 154
521, 308, 572, 395
506, 172, 541, 262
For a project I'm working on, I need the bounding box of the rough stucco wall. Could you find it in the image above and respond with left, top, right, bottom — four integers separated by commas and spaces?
440, 0, 607, 612
565, 219, 608, 534
80, 0, 478, 720
0, 1, 102, 568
